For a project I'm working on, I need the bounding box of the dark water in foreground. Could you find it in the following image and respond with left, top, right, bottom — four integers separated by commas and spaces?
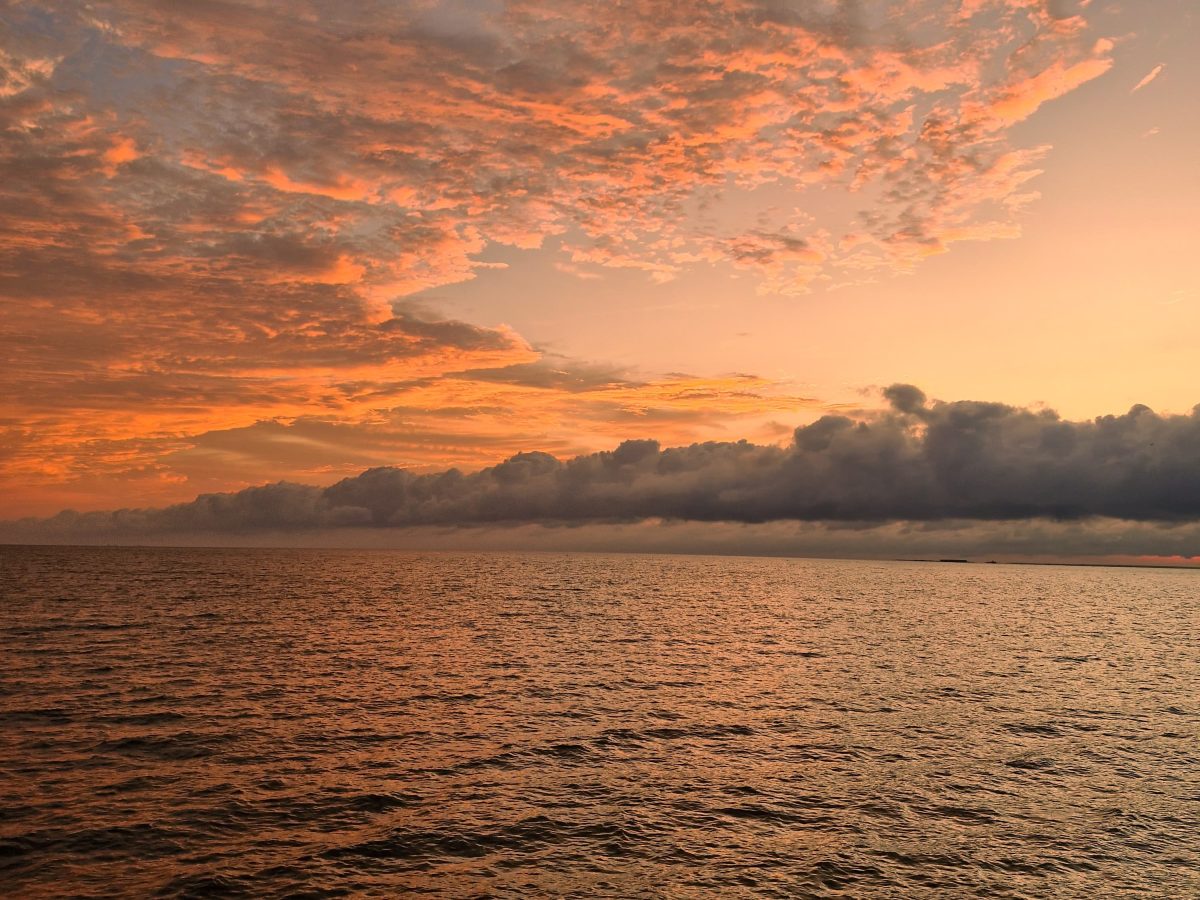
1, 547, 1197, 897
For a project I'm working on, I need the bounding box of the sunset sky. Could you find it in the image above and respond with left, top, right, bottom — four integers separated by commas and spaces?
2, 0, 1198, 556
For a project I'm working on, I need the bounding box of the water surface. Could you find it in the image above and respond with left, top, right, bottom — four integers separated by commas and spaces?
1, 547, 1197, 896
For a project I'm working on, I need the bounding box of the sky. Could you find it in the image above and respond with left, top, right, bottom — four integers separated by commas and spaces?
2, 0, 1198, 559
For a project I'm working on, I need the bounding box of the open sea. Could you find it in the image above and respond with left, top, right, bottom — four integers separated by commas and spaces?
1, 546, 1197, 897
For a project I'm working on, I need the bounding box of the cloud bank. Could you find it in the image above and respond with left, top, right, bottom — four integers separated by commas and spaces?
8, 388, 1199, 558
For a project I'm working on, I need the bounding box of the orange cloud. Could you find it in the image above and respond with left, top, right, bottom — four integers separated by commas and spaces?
101, 135, 139, 174
982, 56, 1113, 127
260, 167, 376, 202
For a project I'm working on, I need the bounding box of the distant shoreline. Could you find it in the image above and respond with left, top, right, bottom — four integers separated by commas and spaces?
2, 542, 1197, 570
897, 558, 1200, 571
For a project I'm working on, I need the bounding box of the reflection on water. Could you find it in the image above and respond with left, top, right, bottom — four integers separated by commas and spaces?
1, 547, 1197, 896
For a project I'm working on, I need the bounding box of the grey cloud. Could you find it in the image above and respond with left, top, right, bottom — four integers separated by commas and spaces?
173, 517, 1199, 563
1045, 0, 1086, 20
8, 387, 1200, 542
749, 0, 873, 46
209, 232, 346, 272
450, 356, 638, 393
882, 383, 926, 414
383, 304, 520, 354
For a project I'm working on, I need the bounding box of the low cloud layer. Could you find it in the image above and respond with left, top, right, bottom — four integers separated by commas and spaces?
8, 388, 1199, 556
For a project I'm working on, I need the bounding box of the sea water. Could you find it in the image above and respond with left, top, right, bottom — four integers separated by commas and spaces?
1, 546, 1197, 896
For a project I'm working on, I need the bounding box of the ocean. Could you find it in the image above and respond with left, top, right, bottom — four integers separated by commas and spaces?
1, 546, 1197, 897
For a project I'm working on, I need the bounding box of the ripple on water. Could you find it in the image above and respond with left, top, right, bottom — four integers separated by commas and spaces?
1, 547, 1198, 897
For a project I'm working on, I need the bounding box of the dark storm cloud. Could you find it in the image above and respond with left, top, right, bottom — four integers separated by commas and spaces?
8, 387, 1200, 540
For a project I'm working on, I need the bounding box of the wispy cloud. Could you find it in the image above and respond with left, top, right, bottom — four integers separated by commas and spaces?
1131, 63, 1166, 93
